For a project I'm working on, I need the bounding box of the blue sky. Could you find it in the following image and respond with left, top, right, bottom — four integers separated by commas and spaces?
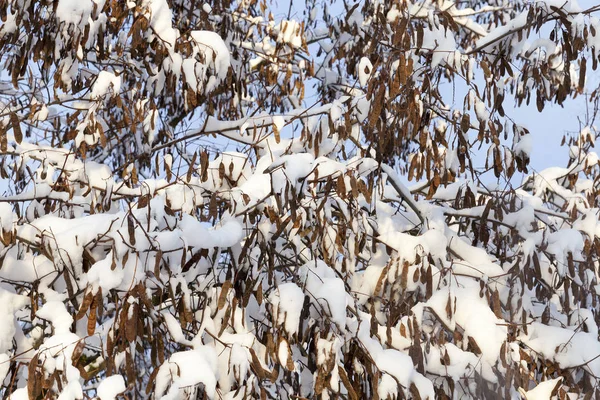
279, 0, 599, 176
502, 0, 599, 173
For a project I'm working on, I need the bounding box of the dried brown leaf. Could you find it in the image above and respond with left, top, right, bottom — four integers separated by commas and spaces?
218, 280, 233, 310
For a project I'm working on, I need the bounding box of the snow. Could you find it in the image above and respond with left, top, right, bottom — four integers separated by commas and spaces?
269, 283, 305, 336
0, 10, 17, 36
277, 339, 292, 369
520, 377, 563, 400
97, 375, 126, 400
227, 342, 251, 382
179, 217, 244, 249
545, 228, 584, 273
521, 322, 600, 375
353, 312, 436, 398
0, 353, 9, 387
425, 342, 481, 380
475, 98, 489, 123
86, 252, 125, 293
32, 104, 49, 122
272, 115, 285, 133
272, 20, 303, 48
0, 288, 29, 354
475, 11, 529, 53
56, 0, 94, 26
414, 285, 507, 381
358, 57, 372, 86
421, 26, 458, 69
37, 301, 74, 334
91, 71, 121, 99
154, 347, 218, 399
0, 203, 14, 231
37, 331, 82, 379
314, 277, 347, 328
514, 134, 533, 159
298, 261, 349, 329
144, 0, 178, 49
190, 31, 231, 81
163, 312, 191, 346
